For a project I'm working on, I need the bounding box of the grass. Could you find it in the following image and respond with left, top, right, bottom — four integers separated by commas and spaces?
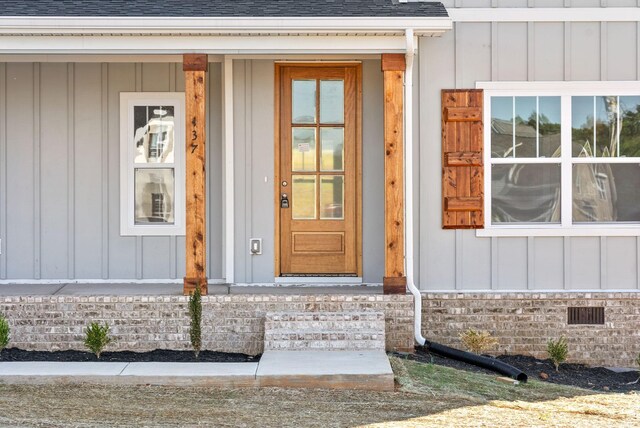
0, 357, 636, 427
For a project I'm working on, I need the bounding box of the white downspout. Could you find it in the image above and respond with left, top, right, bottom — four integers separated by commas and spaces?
404, 28, 426, 346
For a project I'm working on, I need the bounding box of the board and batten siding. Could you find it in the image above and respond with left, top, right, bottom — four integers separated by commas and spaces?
420, 19, 640, 291
0, 62, 223, 281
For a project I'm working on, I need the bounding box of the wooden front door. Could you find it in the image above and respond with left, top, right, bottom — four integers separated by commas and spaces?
276, 64, 361, 276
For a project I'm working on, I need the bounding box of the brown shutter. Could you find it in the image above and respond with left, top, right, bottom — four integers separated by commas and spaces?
442, 89, 484, 229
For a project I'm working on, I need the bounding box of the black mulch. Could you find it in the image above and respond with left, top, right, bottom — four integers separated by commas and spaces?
400, 348, 639, 393
0, 348, 259, 363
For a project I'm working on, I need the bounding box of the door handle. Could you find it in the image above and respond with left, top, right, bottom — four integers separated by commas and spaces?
280, 193, 290, 209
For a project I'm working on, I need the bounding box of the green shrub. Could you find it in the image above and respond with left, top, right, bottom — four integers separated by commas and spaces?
547, 337, 568, 372
84, 322, 112, 359
189, 286, 202, 359
0, 314, 9, 353
459, 329, 498, 355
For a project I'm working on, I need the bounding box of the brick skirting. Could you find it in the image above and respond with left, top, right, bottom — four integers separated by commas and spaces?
422, 292, 640, 368
0, 295, 414, 355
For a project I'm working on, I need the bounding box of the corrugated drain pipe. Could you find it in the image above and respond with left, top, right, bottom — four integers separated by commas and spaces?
402, 30, 527, 383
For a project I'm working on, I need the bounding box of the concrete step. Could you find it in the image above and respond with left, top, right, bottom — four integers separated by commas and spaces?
256, 350, 395, 391
264, 312, 385, 351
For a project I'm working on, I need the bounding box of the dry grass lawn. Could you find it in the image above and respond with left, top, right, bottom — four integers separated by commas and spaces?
0, 357, 636, 427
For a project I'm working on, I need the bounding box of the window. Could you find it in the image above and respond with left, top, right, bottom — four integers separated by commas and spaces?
120, 93, 185, 236
479, 82, 640, 236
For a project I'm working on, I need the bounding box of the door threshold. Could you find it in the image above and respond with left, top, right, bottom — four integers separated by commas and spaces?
274, 277, 363, 285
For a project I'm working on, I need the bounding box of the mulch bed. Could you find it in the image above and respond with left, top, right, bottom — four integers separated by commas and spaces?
405, 347, 639, 393
0, 348, 259, 363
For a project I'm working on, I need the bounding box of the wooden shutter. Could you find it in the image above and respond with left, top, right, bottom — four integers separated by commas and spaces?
442, 89, 484, 229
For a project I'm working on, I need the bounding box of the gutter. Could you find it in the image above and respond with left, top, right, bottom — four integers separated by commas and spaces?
403, 28, 426, 346
0, 16, 452, 36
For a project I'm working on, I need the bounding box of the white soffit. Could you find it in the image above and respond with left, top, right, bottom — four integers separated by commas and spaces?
449, 7, 640, 22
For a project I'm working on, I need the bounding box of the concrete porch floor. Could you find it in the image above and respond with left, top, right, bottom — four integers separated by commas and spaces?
0, 283, 383, 296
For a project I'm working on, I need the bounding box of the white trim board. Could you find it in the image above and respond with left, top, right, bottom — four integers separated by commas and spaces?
0, 17, 452, 36
449, 7, 640, 23
421, 289, 640, 294
0, 35, 412, 55
0, 279, 227, 285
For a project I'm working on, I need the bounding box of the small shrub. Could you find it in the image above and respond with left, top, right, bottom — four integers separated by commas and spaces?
547, 337, 568, 372
459, 329, 498, 354
0, 314, 9, 353
189, 286, 202, 359
84, 322, 112, 359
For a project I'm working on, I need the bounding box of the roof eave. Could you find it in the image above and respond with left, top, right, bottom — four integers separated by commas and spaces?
0, 16, 453, 37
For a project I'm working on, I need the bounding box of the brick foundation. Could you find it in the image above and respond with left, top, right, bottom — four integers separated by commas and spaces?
422, 292, 640, 368
0, 295, 414, 355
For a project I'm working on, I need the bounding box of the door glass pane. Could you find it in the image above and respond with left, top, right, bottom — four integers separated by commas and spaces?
292, 175, 316, 220
491, 97, 514, 158
491, 164, 561, 224
573, 163, 640, 222
292, 80, 316, 124
134, 168, 175, 224
292, 128, 316, 172
320, 128, 344, 171
320, 175, 344, 220
320, 80, 344, 124
133, 105, 175, 163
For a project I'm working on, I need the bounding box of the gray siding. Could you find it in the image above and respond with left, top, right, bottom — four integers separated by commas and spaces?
0, 62, 223, 281
419, 19, 640, 290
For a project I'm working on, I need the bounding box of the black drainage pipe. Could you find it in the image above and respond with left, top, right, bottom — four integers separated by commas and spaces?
421, 341, 528, 383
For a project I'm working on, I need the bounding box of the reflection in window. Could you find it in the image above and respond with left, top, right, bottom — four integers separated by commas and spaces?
134, 106, 175, 163
292, 128, 316, 172
320, 175, 344, 220
320, 128, 344, 171
492, 164, 561, 223
573, 163, 640, 222
572, 96, 640, 158
134, 169, 175, 224
292, 80, 316, 124
491, 96, 560, 158
292, 175, 316, 220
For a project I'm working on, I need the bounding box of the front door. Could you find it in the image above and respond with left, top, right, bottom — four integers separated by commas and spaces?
276, 64, 361, 276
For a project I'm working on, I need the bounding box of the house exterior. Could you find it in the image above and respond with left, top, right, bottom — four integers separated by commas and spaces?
0, 0, 639, 367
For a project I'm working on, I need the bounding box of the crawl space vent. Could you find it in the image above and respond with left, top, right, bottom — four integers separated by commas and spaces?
567, 307, 605, 325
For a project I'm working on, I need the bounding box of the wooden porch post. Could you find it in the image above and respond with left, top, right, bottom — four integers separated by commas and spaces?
382, 54, 406, 295
183, 54, 208, 295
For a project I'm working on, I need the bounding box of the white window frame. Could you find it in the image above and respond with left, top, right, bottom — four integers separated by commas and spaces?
476, 81, 640, 237
120, 92, 185, 236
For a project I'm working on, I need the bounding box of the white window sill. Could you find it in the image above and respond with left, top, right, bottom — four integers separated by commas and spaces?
476, 226, 640, 237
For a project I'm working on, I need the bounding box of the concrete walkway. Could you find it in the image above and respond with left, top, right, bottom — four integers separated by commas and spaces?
0, 350, 394, 391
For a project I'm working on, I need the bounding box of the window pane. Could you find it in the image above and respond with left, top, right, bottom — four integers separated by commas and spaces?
292, 80, 316, 124
134, 169, 175, 224
320, 80, 344, 124
491, 97, 514, 158
292, 128, 316, 172
539, 97, 561, 158
134, 105, 175, 163
595, 96, 618, 157
572, 96, 595, 157
514, 96, 537, 158
573, 163, 640, 222
320, 128, 344, 171
320, 175, 344, 220
492, 164, 561, 224
292, 175, 316, 220
620, 96, 640, 157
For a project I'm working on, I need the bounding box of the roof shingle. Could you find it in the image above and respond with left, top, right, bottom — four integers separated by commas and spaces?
0, 1, 447, 17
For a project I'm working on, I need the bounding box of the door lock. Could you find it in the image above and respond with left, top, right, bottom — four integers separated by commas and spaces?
280, 193, 290, 209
